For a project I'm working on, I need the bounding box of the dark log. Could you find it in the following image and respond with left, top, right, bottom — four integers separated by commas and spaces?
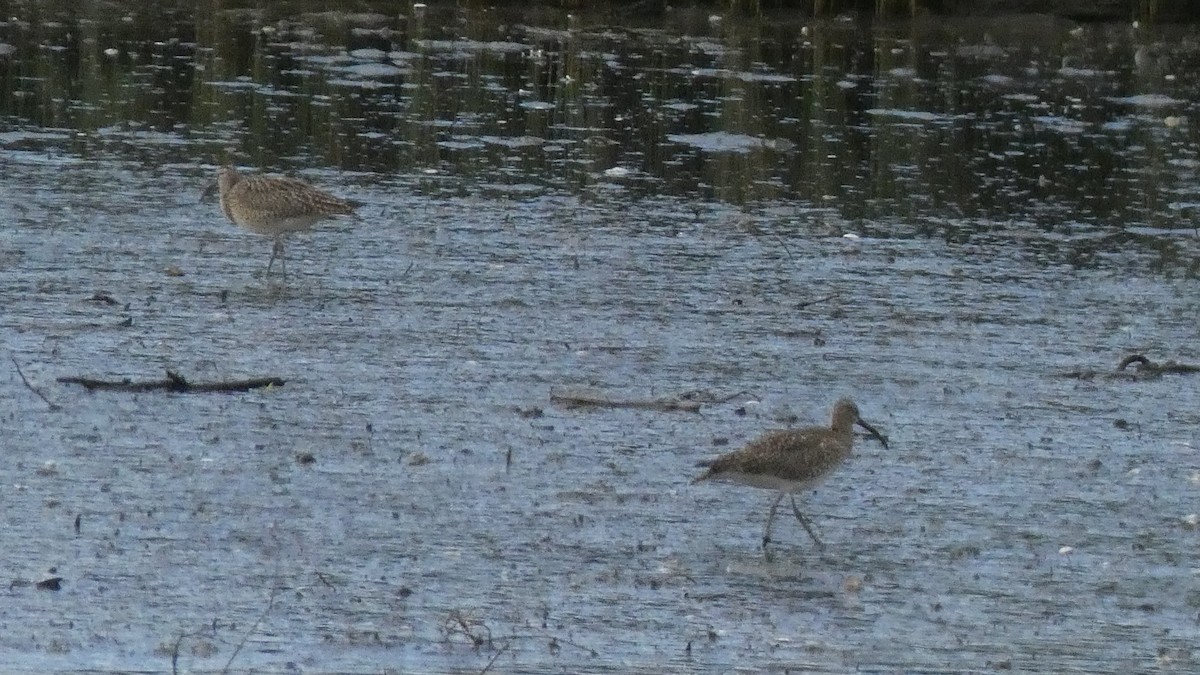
58, 370, 285, 393
1061, 354, 1200, 380
1117, 354, 1200, 374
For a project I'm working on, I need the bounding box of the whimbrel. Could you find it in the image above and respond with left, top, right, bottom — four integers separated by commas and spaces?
693, 399, 889, 552
205, 165, 357, 277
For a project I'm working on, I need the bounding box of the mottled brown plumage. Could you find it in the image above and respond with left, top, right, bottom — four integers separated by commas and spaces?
212, 165, 356, 277
694, 399, 889, 551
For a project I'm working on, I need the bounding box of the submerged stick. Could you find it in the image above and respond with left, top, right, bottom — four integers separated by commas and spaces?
796, 293, 838, 309
550, 391, 703, 413
549, 388, 751, 413
58, 370, 285, 393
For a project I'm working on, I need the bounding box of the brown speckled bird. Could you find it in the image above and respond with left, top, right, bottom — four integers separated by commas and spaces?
207, 165, 357, 277
694, 399, 889, 552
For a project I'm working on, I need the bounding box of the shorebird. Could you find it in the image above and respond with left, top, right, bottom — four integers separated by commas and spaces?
203, 165, 357, 277
693, 399, 889, 552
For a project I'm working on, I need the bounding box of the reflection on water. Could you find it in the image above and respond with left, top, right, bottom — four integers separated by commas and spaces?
1, 4, 1198, 254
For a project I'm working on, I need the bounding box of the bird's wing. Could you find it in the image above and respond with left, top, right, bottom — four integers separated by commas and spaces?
234, 176, 356, 217
701, 429, 802, 478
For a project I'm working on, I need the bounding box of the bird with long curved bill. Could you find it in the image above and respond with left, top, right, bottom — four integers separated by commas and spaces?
693, 399, 889, 554
201, 165, 357, 278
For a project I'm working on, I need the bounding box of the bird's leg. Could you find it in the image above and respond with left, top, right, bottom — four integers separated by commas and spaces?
275, 236, 287, 278
762, 492, 785, 550
265, 237, 280, 276
789, 495, 825, 549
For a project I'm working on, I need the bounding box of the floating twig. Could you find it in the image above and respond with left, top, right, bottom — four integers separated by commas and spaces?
549, 388, 751, 414
796, 293, 838, 309
550, 391, 703, 413
768, 233, 793, 261
479, 640, 511, 674
171, 625, 214, 675
11, 357, 60, 410
221, 584, 278, 675
440, 610, 597, 675
444, 610, 493, 649
58, 370, 285, 393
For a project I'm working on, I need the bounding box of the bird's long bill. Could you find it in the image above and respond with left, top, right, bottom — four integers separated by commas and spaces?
856, 418, 889, 449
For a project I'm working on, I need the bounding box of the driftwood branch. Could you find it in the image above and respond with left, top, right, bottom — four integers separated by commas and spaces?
551, 392, 703, 413
1117, 353, 1200, 374
58, 370, 285, 393
549, 388, 749, 414
1061, 354, 1200, 380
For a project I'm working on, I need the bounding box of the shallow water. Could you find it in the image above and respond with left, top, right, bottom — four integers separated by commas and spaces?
2, 3, 1200, 673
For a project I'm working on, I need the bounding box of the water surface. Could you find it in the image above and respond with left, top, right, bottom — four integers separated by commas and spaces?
2, 3, 1199, 673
